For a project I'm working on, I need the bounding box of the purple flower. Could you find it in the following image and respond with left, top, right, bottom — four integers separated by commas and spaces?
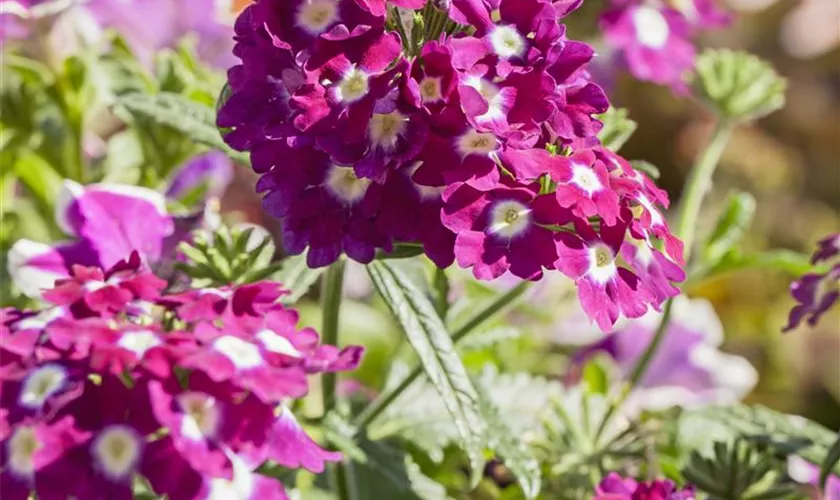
255, 141, 393, 267
784, 233, 840, 331
601, 2, 696, 91
595, 473, 696, 499
573, 297, 757, 414
6, 181, 187, 299
784, 266, 840, 332
164, 152, 235, 206
442, 179, 563, 280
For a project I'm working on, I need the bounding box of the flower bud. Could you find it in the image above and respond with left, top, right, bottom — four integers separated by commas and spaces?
693, 49, 786, 122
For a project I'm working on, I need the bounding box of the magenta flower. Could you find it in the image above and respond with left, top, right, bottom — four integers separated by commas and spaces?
218, 0, 683, 329
601, 2, 696, 91
549, 149, 621, 225
788, 456, 840, 500
555, 220, 656, 332
442, 180, 563, 280
595, 473, 696, 499
784, 233, 840, 332
0, 252, 362, 500
6, 180, 189, 299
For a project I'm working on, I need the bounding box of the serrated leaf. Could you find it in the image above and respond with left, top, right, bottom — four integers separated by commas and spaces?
116, 92, 247, 163
457, 327, 521, 353
704, 191, 756, 265
367, 261, 487, 486
274, 253, 326, 304
476, 384, 541, 499
820, 432, 840, 488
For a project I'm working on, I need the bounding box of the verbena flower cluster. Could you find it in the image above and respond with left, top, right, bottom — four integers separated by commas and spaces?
595, 473, 696, 500
600, 0, 729, 91
0, 253, 363, 500
784, 233, 840, 331
219, 0, 686, 331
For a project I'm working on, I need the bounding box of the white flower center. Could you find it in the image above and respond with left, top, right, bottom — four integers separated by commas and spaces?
296, 0, 339, 35
7, 426, 39, 477
19, 364, 67, 409
213, 335, 263, 370
489, 25, 526, 59
368, 111, 408, 150
489, 200, 532, 240
325, 165, 371, 203
570, 163, 603, 195
177, 392, 222, 440
419, 77, 443, 102
456, 129, 498, 157
632, 6, 670, 49
208, 454, 255, 500
117, 330, 161, 358
92, 425, 142, 480
336, 67, 369, 103
464, 76, 505, 123
587, 244, 618, 284
256, 329, 302, 357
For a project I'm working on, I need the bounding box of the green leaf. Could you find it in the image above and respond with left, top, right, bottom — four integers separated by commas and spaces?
703, 249, 814, 279
476, 384, 542, 499
820, 432, 840, 489
353, 437, 451, 500
703, 191, 756, 266
597, 107, 637, 152
686, 404, 840, 477
367, 261, 487, 486
274, 253, 326, 304
116, 92, 247, 163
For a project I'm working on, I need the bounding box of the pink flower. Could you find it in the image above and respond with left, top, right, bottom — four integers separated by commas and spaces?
595, 473, 696, 499
601, 2, 696, 91
555, 219, 656, 331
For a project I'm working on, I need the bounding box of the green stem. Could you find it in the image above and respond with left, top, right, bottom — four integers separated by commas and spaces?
319, 260, 352, 500
595, 119, 734, 442
674, 120, 734, 261
321, 260, 346, 412
353, 281, 529, 433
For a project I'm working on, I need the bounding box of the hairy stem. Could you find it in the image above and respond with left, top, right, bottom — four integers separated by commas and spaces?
353, 281, 530, 433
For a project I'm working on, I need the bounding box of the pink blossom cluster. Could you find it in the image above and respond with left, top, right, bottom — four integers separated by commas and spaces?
600, 0, 729, 91
595, 473, 696, 500
218, 0, 686, 331
1, 252, 363, 500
